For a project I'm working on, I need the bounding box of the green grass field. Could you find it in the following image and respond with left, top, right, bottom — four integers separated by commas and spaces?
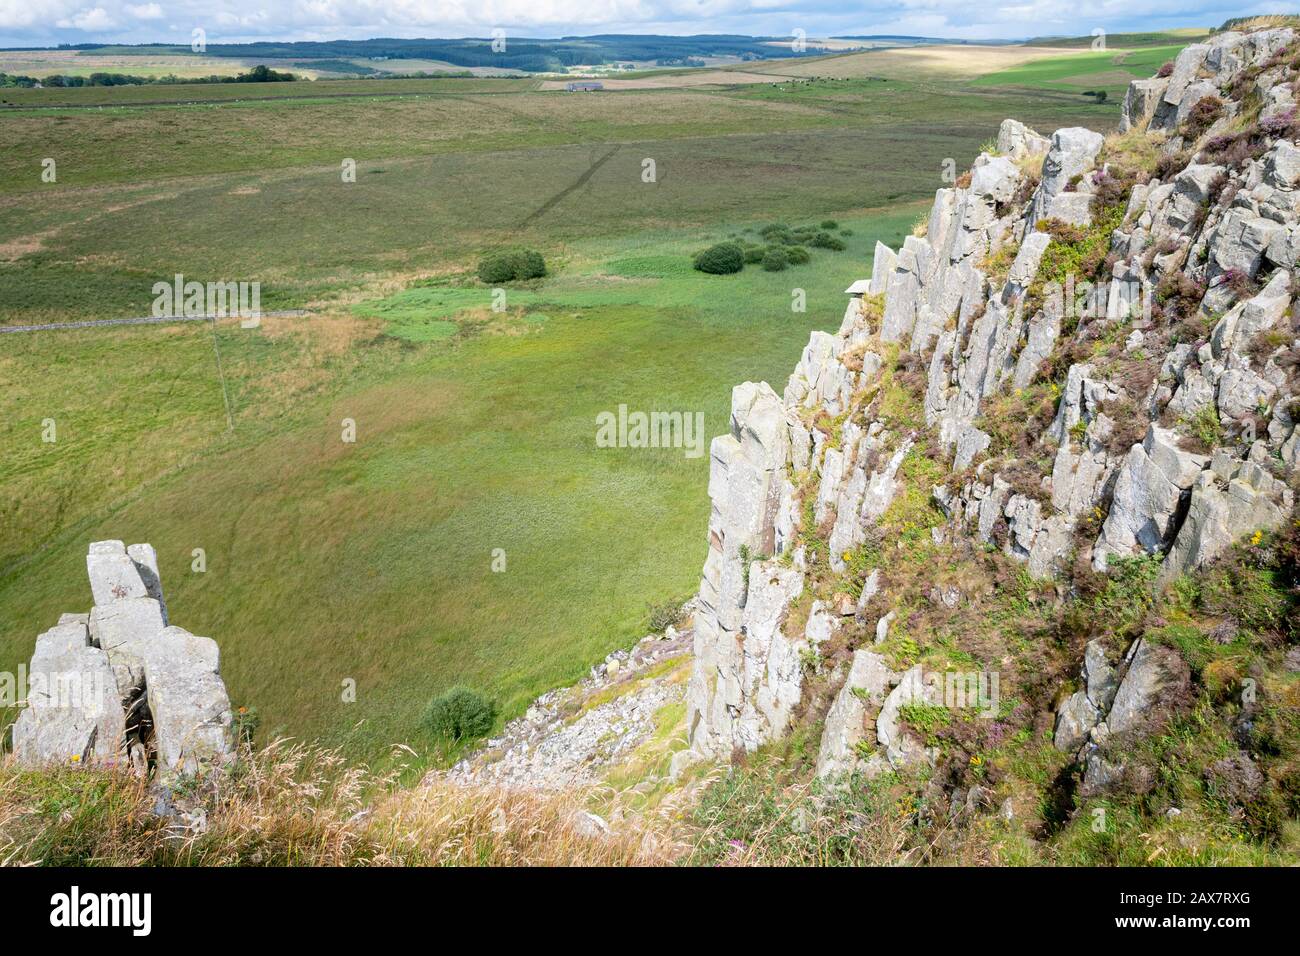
973, 44, 1188, 98
0, 210, 917, 766
0, 47, 1135, 768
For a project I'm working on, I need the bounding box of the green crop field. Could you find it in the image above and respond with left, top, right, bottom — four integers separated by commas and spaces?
0, 46, 1137, 769
973, 43, 1189, 98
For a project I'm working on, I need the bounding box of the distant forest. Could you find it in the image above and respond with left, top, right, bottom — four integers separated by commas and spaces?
35, 35, 818, 72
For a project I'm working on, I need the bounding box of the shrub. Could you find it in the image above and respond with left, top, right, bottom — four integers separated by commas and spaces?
647, 599, 685, 632
1153, 150, 1189, 182
1218, 268, 1258, 299
1090, 166, 1138, 212
423, 687, 497, 742
784, 245, 811, 265
1183, 95, 1225, 139
692, 242, 745, 275
477, 248, 546, 283
1094, 553, 1163, 631
809, 232, 846, 251
1157, 61, 1174, 78
1181, 405, 1224, 453
819, 219, 838, 229
761, 247, 789, 271
1156, 272, 1206, 320
743, 245, 765, 264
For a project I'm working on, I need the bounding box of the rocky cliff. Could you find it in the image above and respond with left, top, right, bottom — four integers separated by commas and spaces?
12, 541, 234, 778
678, 25, 1300, 800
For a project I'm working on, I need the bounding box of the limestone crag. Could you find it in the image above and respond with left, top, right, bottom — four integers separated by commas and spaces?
681, 26, 1300, 775
12, 541, 234, 777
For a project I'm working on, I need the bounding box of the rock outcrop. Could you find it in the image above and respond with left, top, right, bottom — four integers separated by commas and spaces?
12, 541, 234, 778
1054, 636, 1192, 795
680, 26, 1300, 776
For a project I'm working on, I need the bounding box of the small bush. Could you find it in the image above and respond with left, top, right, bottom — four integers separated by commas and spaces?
693, 242, 745, 275
423, 687, 497, 742
1153, 150, 1189, 182
1218, 268, 1258, 299
647, 599, 685, 632
477, 248, 546, 284
1183, 95, 1225, 139
761, 247, 789, 271
1181, 405, 1224, 453
785, 245, 811, 265
809, 232, 846, 251
1157, 61, 1174, 78
819, 219, 838, 229
743, 245, 765, 264
1156, 272, 1206, 319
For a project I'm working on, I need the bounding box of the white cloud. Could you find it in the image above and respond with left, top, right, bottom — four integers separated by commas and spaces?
54, 6, 117, 31
0, 1, 1284, 45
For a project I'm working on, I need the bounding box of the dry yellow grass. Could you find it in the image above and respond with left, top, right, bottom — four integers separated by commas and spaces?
0, 50, 267, 79
538, 70, 782, 91
747, 44, 1096, 81
0, 741, 683, 866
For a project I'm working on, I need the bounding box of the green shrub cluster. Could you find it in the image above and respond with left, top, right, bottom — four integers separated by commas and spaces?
692, 242, 745, 274
422, 686, 497, 742
477, 248, 547, 283
761, 247, 789, 271
693, 219, 848, 275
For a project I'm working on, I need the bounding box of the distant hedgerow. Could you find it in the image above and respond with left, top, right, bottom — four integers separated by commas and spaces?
477, 248, 547, 284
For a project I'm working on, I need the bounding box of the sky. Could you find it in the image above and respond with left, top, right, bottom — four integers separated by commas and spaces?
0, 0, 1294, 48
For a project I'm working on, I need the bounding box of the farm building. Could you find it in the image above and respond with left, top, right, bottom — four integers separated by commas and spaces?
565, 81, 604, 92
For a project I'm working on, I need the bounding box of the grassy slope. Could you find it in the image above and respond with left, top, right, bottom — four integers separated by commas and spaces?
0, 52, 1127, 766
0, 210, 915, 764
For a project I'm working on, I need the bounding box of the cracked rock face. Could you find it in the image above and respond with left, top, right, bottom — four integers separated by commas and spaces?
13, 541, 233, 777
1093, 426, 1209, 570
815, 650, 894, 780
678, 26, 1300, 778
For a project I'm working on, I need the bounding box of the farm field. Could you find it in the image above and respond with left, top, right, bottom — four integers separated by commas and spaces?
0, 49, 262, 79
972, 43, 1189, 98
0, 41, 1166, 767
742, 43, 1096, 80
